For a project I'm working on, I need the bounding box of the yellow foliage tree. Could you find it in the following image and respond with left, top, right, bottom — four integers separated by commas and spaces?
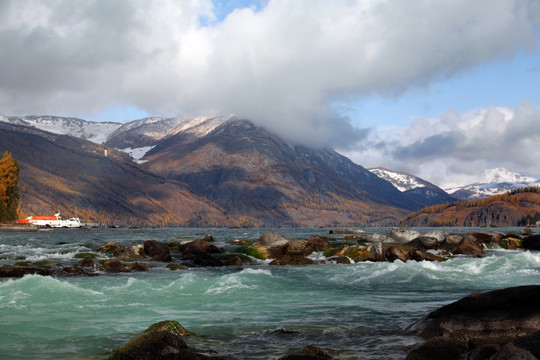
0, 151, 20, 222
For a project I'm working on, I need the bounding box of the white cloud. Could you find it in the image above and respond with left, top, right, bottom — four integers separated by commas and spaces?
0, 0, 539, 149
342, 102, 540, 187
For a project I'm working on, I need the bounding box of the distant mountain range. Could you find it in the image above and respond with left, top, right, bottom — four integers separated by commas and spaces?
444, 168, 540, 201
1, 113, 536, 226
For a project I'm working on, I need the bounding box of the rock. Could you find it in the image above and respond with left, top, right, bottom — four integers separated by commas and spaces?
0, 265, 52, 278
181, 247, 223, 267
489, 343, 537, 360
441, 234, 464, 251
329, 228, 365, 234
410, 250, 445, 262
130, 262, 149, 272
406, 336, 467, 360
464, 343, 500, 360
98, 241, 121, 253
278, 356, 328, 360
425, 230, 447, 243
61, 266, 88, 276
342, 235, 362, 241
285, 238, 311, 256
115, 244, 146, 260
299, 345, 334, 359
143, 240, 172, 262
384, 246, 411, 262
406, 285, 540, 342
453, 235, 483, 256
253, 232, 290, 258
514, 331, 540, 358
100, 259, 130, 273
328, 256, 351, 264
305, 236, 330, 252
468, 231, 505, 244
367, 242, 384, 262
143, 320, 192, 337
388, 228, 422, 244
363, 233, 389, 243
75, 258, 95, 268
406, 237, 439, 250
269, 255, 315, 266
500, 237, 523, 249
523, 234, 540, 250
108, 330, 188, 360
179, 238, 221, 255
167, 264, 187, 271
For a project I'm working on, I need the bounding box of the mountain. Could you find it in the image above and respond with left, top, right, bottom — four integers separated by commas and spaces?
445, 168, 540, 201
369, 167, 456, 207
141, 118, 416, 227
401, 187, 540, 227
0, 122, 227, 226
0, 114, 121, 144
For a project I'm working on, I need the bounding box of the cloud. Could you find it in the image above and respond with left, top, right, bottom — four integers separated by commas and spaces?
0, 0, 539, 148
343, 102, 540, 187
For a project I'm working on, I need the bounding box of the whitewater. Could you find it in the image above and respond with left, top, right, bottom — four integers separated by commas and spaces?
1, 227, 539, 359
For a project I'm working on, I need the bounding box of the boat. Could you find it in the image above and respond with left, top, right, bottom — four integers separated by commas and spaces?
18, 213, 81, 228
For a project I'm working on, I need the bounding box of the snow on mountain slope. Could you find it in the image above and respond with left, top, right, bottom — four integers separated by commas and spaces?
445, 168, 540, 201
369, 167, 426, 192
0, 115, 121, 144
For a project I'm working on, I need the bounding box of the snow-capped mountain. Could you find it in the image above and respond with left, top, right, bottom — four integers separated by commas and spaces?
445, 168, 540, 201
369, 167, 456, 207
0, 114, 121, 144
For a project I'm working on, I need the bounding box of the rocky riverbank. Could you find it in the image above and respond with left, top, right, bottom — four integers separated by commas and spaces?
1, 228, 539, 278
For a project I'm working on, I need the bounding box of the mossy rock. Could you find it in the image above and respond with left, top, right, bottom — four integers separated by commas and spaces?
108, 331, 188, 360
219, 253, 257, 265
74, 252, 99, 259
143, 320, 193, 337
501, 237, 523, 249
235, 246, 268, 260
33, 260, 59, 267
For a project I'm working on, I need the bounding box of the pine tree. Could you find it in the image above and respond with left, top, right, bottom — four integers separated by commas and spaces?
0, 151, 20, 222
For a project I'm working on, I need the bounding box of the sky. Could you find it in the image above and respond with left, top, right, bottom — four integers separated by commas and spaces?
0, 0, 539, 188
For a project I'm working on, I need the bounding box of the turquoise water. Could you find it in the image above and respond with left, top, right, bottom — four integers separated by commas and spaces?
1, 227, 540, 359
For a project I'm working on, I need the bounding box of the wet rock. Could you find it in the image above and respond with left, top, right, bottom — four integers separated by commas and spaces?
98, 241, 121, 253
221, 255, 243, 266
299, 345, 334, 359
384, 246, 411, 262
143, 320, 193, 337
166, 264, 187, 271
253, 232, 290, 258
143, 240, 172, 262
130, 262, 149, 272
363, 233, 389, 243
441, 234, 464, 251
410, 250, 445, 262
388, 228, 422, 244
61, 266, 88, 276
489, 343, 537, 360
406, 336, 467, 360
0, 265, 52, 277
406, 285, 540, 342
269, 255, 315, 266
115, 244, 146, 260
305, 236, 330, 253
406, 236, 439, 250
367, 242, 385, 261
500, 237, 523, 249
453, 235, 483, 256
278, 355, 329, 360
100, 259, 130, 273
108, 330, 188, 360
75, 258, 95, 268
464, 343, 500, 360
181, 247, 223, 267
469, 231, 504, 244
327, 256, 351, 264
522, 234, 540, 250
180, 238, 221, 255
425, 230, 447, 243
514, 331, 540, 358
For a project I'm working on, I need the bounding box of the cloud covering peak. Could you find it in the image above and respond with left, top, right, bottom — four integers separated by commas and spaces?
0, 0, 539, 153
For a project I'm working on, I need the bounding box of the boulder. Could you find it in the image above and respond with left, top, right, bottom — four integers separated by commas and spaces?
522, 234, 540, 250
410, 250, 445, 262
406, 336, 467, 360
100, 259, 130, 273
0, 265, 52, 278
115, 244, 146, 260
441, 234, 464, 251
305, 236, 330, 252
98, 241, 121, 253
468, 231, 505, 244
130, 262, 149, 272
464, 343, 500, 360
278, 356, 329, 360
143, 320, 192, 337
406, 237, 439, 250
453, 235, 483, 256
181, 247, 223, 267
179, 238, 221, 254
406, 285, 540, 342
514, 331, 540, 358
299, 345, 334, 359
167, 264, 187, 271
108, 330, 188, 360
384, 246, 411, 262
424, 230, 447, 243
269, 255, 315, 266
143, 240, 172, 262
75, 258, 95, 268
367, 242, 384, 262
489, 343, 537, 360
363, 233, 389, 243
327, 256, 351, 264
253, 232, 290, 258
388, 228, 422, 244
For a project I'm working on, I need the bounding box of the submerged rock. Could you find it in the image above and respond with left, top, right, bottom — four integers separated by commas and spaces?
99, 259, 130, 273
